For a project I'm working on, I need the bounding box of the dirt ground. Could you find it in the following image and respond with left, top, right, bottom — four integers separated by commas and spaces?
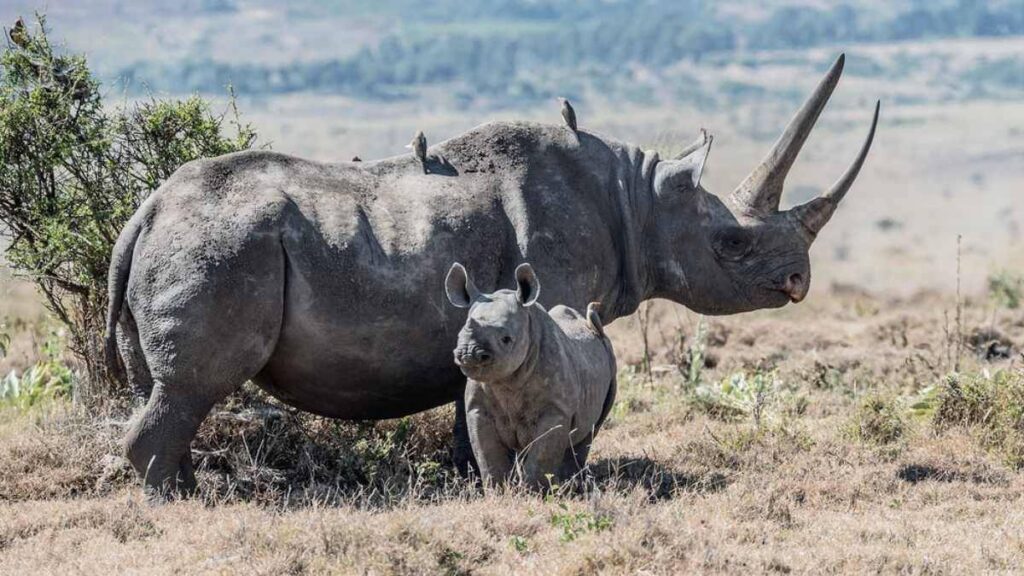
1, 287, 1022, 574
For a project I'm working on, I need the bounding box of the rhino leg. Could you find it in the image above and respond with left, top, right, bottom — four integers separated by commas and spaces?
122, 225, 285, 499
557, 433, 595, 482
124, 382, 218, 499
452, 394, 478, 476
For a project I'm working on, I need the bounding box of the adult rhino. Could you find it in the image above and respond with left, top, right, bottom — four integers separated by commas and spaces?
106, 55, 878, 495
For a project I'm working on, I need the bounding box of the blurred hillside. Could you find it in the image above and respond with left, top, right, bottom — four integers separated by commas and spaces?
0, 0, 1022, 297
2, 1, 1021, 107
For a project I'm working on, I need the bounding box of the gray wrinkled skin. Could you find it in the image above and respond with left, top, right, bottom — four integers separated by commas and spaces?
105, 55, 877, 495
446, 263, 615, 488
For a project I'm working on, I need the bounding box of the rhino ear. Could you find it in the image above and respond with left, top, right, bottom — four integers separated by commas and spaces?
445, 262, 479, 308
676, 130, 713, 189
514, 263, 541, 307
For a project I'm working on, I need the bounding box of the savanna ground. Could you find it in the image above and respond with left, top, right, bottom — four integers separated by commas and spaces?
2, 279, 1024, 573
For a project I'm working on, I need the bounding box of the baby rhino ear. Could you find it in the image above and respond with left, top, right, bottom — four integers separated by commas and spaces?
445, 262, 479, 308
514, 263, 541, 307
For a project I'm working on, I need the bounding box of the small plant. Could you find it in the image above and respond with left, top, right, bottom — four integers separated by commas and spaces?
549, 503, 613, 542
685, 317, 708, 387
906, 384, 941, 419
510, 535, 530, 554
847, 394, 906, 445
988, 271, 1023, 310
0, 331, 75, 408
636, 301, 653, 384
692, 369, 779, 426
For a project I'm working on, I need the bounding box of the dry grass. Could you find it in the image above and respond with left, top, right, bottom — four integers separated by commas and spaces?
1, 290, 1023, 574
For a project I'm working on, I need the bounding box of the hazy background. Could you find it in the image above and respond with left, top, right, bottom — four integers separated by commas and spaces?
1, 0, 1023, 299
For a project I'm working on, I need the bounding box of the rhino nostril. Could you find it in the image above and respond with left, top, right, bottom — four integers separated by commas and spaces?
475, 351, 492, 363
783, 272, 808, 302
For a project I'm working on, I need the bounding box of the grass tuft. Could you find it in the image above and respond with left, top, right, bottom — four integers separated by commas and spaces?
846, 394, 907, 445
932, 370, 1024, 468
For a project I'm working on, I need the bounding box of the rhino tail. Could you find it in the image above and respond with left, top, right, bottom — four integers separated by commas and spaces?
586, 301, 605, 338
104, 202, 150, 381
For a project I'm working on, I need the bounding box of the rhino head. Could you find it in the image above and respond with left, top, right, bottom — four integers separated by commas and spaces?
445, 262, 541, 381
646, 54, 879, 315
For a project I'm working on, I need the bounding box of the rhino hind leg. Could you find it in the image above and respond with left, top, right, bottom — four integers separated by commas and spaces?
122, 230, 286, 499
558, 433, 595, 481
124, 382, 218, 499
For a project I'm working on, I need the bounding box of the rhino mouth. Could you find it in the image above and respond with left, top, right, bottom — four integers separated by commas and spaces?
454, 347, 495, 378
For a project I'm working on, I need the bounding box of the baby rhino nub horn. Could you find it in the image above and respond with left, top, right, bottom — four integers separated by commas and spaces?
790, 100, 880, 239
732, 54, 846, 215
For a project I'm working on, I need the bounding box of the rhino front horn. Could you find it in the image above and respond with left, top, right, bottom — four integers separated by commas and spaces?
790, 100, 880, 239
732, 54, 847, 215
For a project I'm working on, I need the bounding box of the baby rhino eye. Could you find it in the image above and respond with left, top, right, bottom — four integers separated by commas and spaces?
500, 335, 513, 345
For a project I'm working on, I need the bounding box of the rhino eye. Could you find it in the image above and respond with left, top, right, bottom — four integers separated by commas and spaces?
714, 229, 753, 260
501, 335, 513, 345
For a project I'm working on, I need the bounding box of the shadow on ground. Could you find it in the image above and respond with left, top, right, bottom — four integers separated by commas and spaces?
588, 455, 729, 500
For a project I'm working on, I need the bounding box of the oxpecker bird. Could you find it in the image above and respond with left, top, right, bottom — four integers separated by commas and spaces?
559, 97, 577, 132
9, 18, 28, 48
406, 130, 428, 173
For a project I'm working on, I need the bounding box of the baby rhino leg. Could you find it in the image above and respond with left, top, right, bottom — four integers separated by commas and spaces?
466, 401, 513, 487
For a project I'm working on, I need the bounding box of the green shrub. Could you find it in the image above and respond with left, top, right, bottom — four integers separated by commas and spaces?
847, 394, 906, 445
933, 371, 1024, 468
0, 16, 257, 404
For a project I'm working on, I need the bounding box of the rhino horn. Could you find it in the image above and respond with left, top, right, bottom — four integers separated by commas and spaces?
731, 54, 846, 215
790, 100, 880, 239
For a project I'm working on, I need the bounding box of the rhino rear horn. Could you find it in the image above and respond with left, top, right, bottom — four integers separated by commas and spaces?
732, 54, 846, 215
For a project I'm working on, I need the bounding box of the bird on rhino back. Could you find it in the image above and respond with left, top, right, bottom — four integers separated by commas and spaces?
105, 54, 878, 497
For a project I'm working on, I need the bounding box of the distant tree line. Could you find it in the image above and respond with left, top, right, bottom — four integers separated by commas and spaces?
119, 1, 1024, 101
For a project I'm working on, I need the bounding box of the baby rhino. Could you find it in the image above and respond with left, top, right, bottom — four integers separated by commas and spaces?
445, 262, 617, 489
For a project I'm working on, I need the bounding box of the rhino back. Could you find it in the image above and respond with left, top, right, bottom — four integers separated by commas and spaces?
541, 305, 617, 442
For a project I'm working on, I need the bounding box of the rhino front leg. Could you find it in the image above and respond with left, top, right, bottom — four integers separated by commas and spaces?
452, 394, 479, 477
465, 402, 513, 487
